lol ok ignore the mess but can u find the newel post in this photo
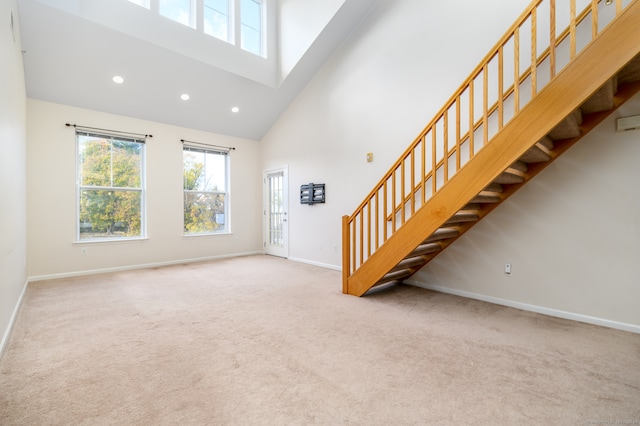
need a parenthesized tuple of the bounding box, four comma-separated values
(342, 215, 350, 294)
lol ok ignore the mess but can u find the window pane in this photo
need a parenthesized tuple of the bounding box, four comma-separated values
(79, 189, 142, 240)
(112, 141, 142, 188)
(79, 136, 111, 187)
(183, 151, 206, 191)
(160, 0, 192, 27)
(241, 0, 262, 55)
(184, 192, 226, 234)
(204, 151, 227, 192)
(204, 0, 230, 41)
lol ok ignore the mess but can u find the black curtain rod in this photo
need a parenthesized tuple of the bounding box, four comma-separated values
(66, 123, 153, 138)
(180, 139, 236, 151)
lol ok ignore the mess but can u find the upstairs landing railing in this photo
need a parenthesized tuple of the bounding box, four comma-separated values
(343, 0, 635, 288)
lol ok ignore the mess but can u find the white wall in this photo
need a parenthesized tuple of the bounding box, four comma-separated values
(27, 100, 262, 279)
(261, 0, 530, 268)
(278, 0, 345, 80)
(261, 0, 640, 328)
(0, 0, 28, 353)
(410, 95, 640, 329)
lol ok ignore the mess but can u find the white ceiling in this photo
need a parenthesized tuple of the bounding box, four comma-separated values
(17, 0, 378, 140)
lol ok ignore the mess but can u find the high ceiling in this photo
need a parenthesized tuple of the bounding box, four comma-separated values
(17, 0, 378, 140)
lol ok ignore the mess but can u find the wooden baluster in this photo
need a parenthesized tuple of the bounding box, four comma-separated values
(591, 0, 598, 39)
(483, 64, 488, 146)
(410, 149, 416, 215)
(359, 212, 363, 266)
(383, 180, 388, 243)
(498, 46, 504, 130)
(570, 0, 576, 59)
(550, 0, 556, 79)
(366, 200, 371, 258)
(421, 134, 426, 205)
(432, 125, 437, 194)
(456, 96, 461, 171)
(351, 216, 360, 271)
(400, 157, 406, 225)
(374, 192, 379, 250)
(469, 79, 475, 158)
(531, 9, 537, 97)
(443, 112, 449, 184)
(391, 171, 396, 233)
(514, 28, 520, 113)
(616, 0, 622, 15)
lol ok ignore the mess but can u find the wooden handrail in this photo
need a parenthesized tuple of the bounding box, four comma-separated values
(344, 0, 633, 282)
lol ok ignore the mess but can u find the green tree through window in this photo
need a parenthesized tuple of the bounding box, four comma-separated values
(77, 133, 145, 240)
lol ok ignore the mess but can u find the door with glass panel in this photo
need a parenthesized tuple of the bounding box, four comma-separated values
(264, 168, 288, 258)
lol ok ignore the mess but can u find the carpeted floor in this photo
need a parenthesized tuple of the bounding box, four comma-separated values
(1, 255, 639, 425)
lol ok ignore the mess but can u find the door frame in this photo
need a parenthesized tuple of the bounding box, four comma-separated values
(263, 166, 289, 258)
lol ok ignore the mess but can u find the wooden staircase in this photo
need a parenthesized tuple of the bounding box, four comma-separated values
(342, 0, 640, 297)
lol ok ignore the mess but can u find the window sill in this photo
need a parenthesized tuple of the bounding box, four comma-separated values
(182, 232, 233, 239)
(73, 237, 149, 245)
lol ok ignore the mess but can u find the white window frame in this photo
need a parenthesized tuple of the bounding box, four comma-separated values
(183, 145, 231, 236)
(75, 130, 147, 242)
(128, 0, 267, 58)
(239, 0, 265, 57)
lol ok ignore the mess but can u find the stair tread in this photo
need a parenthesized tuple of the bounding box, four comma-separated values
(377, 269, 413, 285)
(391, 256, 427, 272)
(618, 54, 640, 84)
(445, 210, 480, 225)
(423, 228, 459, 243)
(471, 193, 502, 203)
(408, 242, 442, 258)
(582, 78, 617, 114)
(548, 109, 582, 140)
(520, 137, 553, 163)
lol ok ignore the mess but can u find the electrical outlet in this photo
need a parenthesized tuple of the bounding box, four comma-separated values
(504, 263, 512, 276)
(81, 248, 87, 256)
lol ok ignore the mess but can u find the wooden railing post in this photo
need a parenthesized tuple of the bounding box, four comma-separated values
(342, 215, 350, 294)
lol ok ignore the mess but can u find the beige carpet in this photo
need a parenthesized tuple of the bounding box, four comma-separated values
(1, 255, 639, 425)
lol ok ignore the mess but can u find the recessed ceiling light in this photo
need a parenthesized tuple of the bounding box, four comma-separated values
(181, 93, 190, 101)
(231, 106, 239, 113)
(112, 75, 124, 84)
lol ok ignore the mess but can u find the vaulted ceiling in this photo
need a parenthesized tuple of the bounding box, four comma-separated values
(18, 0, 378, 140)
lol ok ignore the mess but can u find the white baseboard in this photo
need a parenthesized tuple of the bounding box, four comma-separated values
(28, 251, 263, 282)
(287, 257, 341, 271)
(0, 278, 29, 358)
(405, 279, 640, 334)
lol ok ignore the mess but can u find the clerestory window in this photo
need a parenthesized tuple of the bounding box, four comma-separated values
(128, 0, 266, 58)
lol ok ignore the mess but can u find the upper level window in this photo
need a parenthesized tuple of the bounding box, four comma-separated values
(160, 0, 194, 27)
(127, 0, 266, 58)
(76, 131, 146, 241)
(240, 0, 263, 56)
(204, 0, 231, 42)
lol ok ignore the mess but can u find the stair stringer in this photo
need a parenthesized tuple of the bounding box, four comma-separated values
(345, 3, 640, 297)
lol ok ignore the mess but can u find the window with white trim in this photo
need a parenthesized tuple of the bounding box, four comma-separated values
(204, 0, 231, 42)
(160, 0, 194, 27)
(127, 0, 266, 58)
(183, 146, 229, 235)
(76, 131, 146, 241)
(240, 0, 264, 56)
